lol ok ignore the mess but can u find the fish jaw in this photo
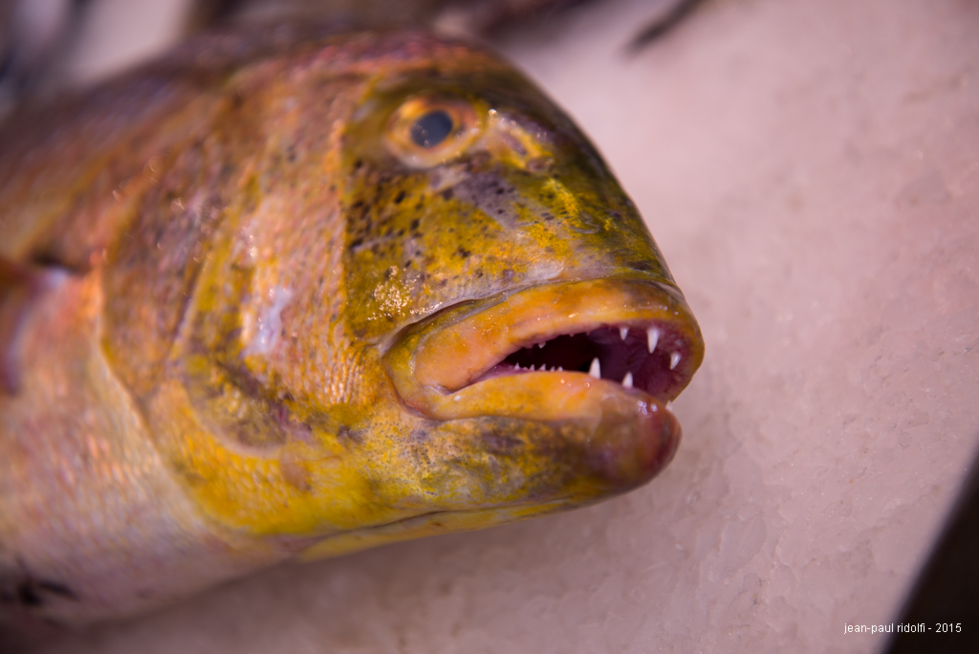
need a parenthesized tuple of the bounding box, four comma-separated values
(382, 276, 703, 494)
(300, 500, 579, 561)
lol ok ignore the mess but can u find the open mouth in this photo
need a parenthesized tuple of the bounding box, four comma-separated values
(472, 323, 690, 400)
(383, 276, 704, 423)
(298, 282, 702, 562)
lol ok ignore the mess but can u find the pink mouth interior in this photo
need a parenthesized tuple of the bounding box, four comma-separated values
(471, 323, 692, 401)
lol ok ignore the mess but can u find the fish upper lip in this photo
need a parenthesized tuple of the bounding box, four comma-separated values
(382, 276, 704, 423)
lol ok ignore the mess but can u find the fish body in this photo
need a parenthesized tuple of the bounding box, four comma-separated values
(0, 26, 703, 633)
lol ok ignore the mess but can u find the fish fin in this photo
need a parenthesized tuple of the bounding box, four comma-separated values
(0, 257, 56, 395)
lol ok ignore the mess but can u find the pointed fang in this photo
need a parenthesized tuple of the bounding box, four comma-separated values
(647, 327, 659, 353)
(670, 352, 680, 370)
(589, 357, 601, 379)
(619, 326, 629, 340)
(622, 372, 633, 388)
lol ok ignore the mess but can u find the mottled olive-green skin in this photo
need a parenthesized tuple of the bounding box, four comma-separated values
(340, 68, 673, 340)
(0, 26, 699, 632)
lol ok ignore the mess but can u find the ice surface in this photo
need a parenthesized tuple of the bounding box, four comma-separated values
(39, 0, 979, 652)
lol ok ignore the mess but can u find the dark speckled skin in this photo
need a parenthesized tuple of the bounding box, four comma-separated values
(338, 62, 675, 340)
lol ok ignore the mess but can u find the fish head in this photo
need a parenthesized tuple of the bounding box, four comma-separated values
(296, 42, 705, 556)
(148, 35, 702, 556)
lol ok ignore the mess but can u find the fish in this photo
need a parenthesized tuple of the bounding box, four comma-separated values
(0, 24, 704, 636)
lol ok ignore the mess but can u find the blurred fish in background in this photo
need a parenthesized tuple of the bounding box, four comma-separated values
(0, 0, 589, 117)
(0, 0, 86, 118)
(0, 0, 704, 120)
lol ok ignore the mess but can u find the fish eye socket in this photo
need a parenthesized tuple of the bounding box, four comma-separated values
(410, 110, 454, 148)
(386, 96, 481, 168)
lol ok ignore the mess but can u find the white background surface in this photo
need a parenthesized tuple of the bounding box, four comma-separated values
(40, 0, 979, 651)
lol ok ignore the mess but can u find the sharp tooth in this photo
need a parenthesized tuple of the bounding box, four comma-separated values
(647, 327, 659, 353)
(538, 342, 545, 348)
(529, 364, 536, 371)
(557, 366, 563, 371)
(514, 363, 521, 371)
(588, 357, 601, 379)
(622, 372, 633, 388)
(619, 326, 629, 340)
(670, 352, 680, 369)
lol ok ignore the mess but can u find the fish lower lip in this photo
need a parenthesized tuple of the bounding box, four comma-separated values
(382, 276, 704, 424)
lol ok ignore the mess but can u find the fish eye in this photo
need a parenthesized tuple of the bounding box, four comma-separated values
(386, 96, 481, 168)
(410, 110, 454, 148)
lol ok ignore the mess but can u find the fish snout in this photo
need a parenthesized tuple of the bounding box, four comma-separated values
(380, 276, 701, 500)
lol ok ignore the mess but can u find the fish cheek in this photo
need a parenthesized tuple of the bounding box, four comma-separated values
(339, 164, 517, 340)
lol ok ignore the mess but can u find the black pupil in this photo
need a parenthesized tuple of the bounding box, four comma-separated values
(410, 110, 454, 148)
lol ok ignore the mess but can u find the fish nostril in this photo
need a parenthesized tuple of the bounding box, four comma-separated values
(526, 156, 553, 174)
